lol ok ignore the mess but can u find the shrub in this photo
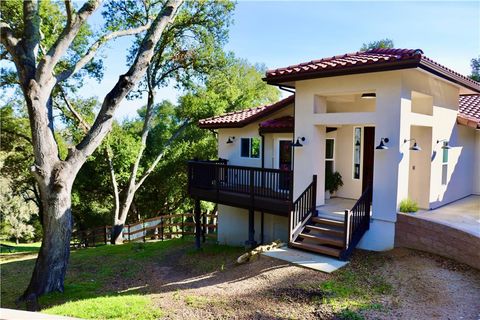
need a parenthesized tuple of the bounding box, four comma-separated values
(399, 198, 418, 213)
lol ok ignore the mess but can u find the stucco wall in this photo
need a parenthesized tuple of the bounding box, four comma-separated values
(407, 125, 432, 209)
(475, 131, 480, 195)
(217, 104, 293, 167)
(217, 205, 288, 246)
(216, 105, 293, 247)
(395, 213, 480, 270)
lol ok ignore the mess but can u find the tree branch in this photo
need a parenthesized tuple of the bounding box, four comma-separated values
(135, 120, 189, 190)
(64, 0, 74, 26)
(22, 0, 40, 62)
(0, 22, 20, 54)
(56, 22, 152, 83)
(72, 0, 184, 165)
(36, 0, 102, 84)
(57, 86, 91, 132)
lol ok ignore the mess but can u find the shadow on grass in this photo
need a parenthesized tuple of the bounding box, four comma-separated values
(0, 237, 407, 319)
(1, 237, 282, 318)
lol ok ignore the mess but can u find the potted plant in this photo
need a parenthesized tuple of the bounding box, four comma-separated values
(325, 171, 343, 199)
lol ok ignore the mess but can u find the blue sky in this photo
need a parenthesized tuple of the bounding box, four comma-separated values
(77, 1, 480, 120)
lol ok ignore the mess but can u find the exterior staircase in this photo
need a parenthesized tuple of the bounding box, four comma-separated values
(289, 179, 372, 261)
(290, 217, 344, 258)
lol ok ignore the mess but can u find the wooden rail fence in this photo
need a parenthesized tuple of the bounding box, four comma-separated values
(71, 212, 217, 248)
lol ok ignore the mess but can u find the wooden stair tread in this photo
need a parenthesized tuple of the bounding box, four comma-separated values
(290, 241, 341, 257)
(304, 225, 344, 236)
(312, 217, 344, 227)
(299, 232, 343, 247)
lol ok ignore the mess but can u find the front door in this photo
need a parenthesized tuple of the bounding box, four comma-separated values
(362, 127, 375, 192)
(278, 140, 292, 189)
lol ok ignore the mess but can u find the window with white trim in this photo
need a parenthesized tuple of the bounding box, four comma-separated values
(353, 127, 361, 179)
(325, 138, 335, 175)
(441, 147, 448, 185)
(240, 137, 260, 158)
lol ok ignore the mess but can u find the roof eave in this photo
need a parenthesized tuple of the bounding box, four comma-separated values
(264, 59, 420, 85)
(457, 115, 480, 129)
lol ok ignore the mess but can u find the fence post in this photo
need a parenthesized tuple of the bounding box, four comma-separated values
(92, 229, 96, 247)
(128, 225, 131, 242)
(143, 219, 146, 243)
(160, 218, 164, 241)
(202, 212, 207, 243)
(104, 226, 108, 245)
(181, 214, 185, 239)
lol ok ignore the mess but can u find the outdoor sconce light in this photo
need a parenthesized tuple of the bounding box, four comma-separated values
(292, 137, 305, 147)
(226, 136, 235, 144)
(436, 139, 451, 150)
(361, 93, 376, 99)
(375, 137, 389, 150)
(404, 138, 422, 151)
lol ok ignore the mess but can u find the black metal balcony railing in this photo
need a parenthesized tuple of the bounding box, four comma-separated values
(188, 160, 293, 203)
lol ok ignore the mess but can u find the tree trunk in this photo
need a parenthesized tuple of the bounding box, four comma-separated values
(19, 179, 73, 310)
(111, 191, 135, 244)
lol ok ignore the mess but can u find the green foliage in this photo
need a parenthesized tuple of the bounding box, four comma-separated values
(0, 179, 37, 243)
(325, 171, 344, 193)
(0, 0, 103, 88)
(337, 308, 365, 320)
(360, 38, 395, 51)
(470, 56, 480, 82)
(399, 198, 419, 213)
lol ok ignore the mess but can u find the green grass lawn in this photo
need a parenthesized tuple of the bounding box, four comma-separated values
(0, 241, 42, 254)
(1, 238, 244, 320)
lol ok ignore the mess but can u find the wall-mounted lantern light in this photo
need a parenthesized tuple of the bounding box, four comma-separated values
(436, 139, 451, 150)
(404, 138, 422, 151)
(226, 136, 235, 144)
(361, 93, 376, 99)
(292, 137, 305, 147)
(375, 137, 389, 150)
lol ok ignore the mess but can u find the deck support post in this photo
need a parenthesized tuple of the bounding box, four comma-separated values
(194, 198, 201, 250)
(245, 208, 257, 248)
(260, 211, 264, 245)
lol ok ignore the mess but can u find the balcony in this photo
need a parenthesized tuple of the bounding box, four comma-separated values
(187, 160, 293, 216)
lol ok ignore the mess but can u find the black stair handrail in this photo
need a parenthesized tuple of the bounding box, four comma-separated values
(340, 184, 372, 260)
(289, 175, 317, 242)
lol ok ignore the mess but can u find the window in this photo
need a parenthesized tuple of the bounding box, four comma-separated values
(441, 147, 448, 185)
(240, 137, 260, 158)
(353, 127, 361, 179)
(325, 139, 335, 175)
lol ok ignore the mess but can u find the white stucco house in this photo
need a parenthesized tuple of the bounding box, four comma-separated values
(188, 48, 480, 260)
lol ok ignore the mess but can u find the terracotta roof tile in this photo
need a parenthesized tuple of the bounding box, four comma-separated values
(198, 95, 294, 129)
(458, 94, 480, 129)
(265, 48, 480, 92)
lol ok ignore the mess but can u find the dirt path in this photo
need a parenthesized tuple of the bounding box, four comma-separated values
(140, 248, 480, 320)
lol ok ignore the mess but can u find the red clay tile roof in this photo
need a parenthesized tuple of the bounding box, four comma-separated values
(458, 94, 480, 129)
(265, 48, 480, 93)
(198, 95, 294, 129)
(259, 116, 294, 133)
